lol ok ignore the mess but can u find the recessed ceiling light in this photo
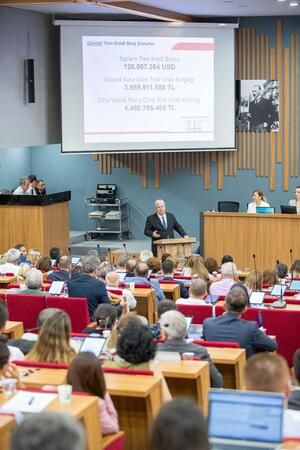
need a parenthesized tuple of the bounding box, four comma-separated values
(289, 1, 299, 5)
(219, 23, 226, 26)
(277, 0, 286, 2)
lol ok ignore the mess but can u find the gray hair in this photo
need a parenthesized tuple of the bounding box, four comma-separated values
(221, 262, 237, 278)
(160, 310, 187, 339)
(154, 199, 165, 207)
(117, 255, 128, 268)
(26, 268, 43, 290)
(99, 265, 114, 281)
(10, 412, 85, 450)
(81, 255, 100, 274)
(190, 279, 207, 297)
(6, 248, 20, 263)
(58, 256, 71, 269)
(19, 177, 29, 186)
(37, 308, 61, 329)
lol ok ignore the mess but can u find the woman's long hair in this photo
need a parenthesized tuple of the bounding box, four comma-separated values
(26, 311, 75, 364)
(67, 352, 106, 399)
(187, 255, 209, 281)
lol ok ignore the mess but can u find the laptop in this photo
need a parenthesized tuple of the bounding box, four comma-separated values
(208, 389, 284, 450)
(249, 291, 265, 307)
(256, 207, 275, 214)
(71, 257, 81, 265)
(205, 295, 220, 305)
(289, 280, 300, 291)
(270, 284, 287, 297)
(78, 336, 106, 357)
(280, 205, 297, 214)
(48, 281, 65, 295)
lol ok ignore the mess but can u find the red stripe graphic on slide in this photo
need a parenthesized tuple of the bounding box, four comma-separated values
(172, 42, 214, 51)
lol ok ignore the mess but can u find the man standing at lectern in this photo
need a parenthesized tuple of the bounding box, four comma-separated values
(144, 199, 188, 256)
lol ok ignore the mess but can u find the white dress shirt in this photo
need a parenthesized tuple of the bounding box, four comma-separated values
(247, 201, 270, 213)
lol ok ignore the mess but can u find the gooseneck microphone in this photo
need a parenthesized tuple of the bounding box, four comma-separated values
(123, 243, 129, 259)
(253, 254, 258, 291)
(97, 243, 102, 261)
(290, 248, 294, 267)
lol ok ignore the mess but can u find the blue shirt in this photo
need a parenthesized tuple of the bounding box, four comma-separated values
(124, 276, 165, 302)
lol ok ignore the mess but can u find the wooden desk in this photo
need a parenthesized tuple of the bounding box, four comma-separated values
(132, 288, 157, 324)
(200, 212, 300, 272)
(160, 284, 181, 301)
(159, 360, 210, 414)
(3, 321, 24, 339)
(0, 414, 15, 450)
(0, 276, 16, 289)
(0, 392, 102, 450)
(206, 347, 246, 389)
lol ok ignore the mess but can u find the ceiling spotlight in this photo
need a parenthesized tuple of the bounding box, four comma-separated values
(277, 0, 286, 2)
(289, 1, 299, 5)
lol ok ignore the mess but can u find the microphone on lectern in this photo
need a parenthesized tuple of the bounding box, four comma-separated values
(253, 254, 258, 291)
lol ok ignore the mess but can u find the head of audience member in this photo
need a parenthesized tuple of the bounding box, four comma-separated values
(107, 314, 144, 350)
(36, 179, 46, 193)
(162, 259, 175, 277)
(25, 268, 43, 291)
(189, 279, 207, 299)
(154, 199, 166, 217)
(244, 270, 262, 291)
(81, 255, 101, 277)
(125, 258, 137, 275)
(0, 342, 10, 375)
(105, 271, 120, 288)
(10, 412, 85, 450)
(28, 174, 37, 188)
(186, 255, 209, 281)
(293, 349, 300, 386)
(147, 257, 162, 274)
(70, 265, 83, 279)
(160, 310, 187, 341)
(290, 260, 300, 279)
(26, 310, 75, 364)
(221, 262, 237, 279)
(244, 353, 291, 406)
(116, 255, 127, 270)
(150, 397, 209, 450)
(14, 244, 27, 257)
(134, 262, 149, 278)
(262, 269, 278, 285)
(229, 282, 250, 305)
(161, 253, 172, 264)
(166, 256, 179, 270)
(49, 247, 62, 265)
(139, 249, 153, 262)
(57, 256, 71, 272)
(157, 300, 177, 319)
(5, 248, 20, 266)
(117, 322, 156, 366)
(36, 256, 52, 272)
(94, 304, 118, 330)
(17, 264, 30, 283)
(37, 308, 61, 330)
(98, 265, 114, 283)
(27, 248, 41, 266)
(18, 177, 30, 193)
(252, 189, 267, 204)
(67, 352, 106, 399)
(225, 286, 248, 315)
(276, 262, 288, 279)
(204, 257, 219, 274)
(221, 255, 234, 265)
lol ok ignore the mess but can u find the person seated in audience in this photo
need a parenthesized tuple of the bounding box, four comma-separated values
(262, 269, 278, 285)
(247, 189, 270, 213)
(70, 264, 83, 279)
(115, 255, 128, 272)
(161, 253, 172, 264)
(49, 247, 62, 266)
(27, 248, 41, 267)
(288, 349, 300, 411)
(0, 300, 24, 361)
(150, 300, 177, 339)
(12, 177, 30, 195)
(161, 259, 189, 299)
(276, 262, 288, 281)
(176, 279, 207, 305)
(290, 259, 300, 279)
(35, 179, 46, 195)
(47, 256, 71, 282)
(36, 256, 52, 273)
(26, 174, 37, 195)
(98, 265, 114, 283)
(186, 255, 210, 282)
(209, 262, 237, 296)
(67, 255, 117, 320)
(16, 264, 30, 288)
(14, 244, 28, 265)
(124, 262, 165, 302)
(20, 268, 48, 295)
(229, 282, 250, 304)
(67, 352, 119, 435)
(26, 310, 75, 364)
(203, 286, 277, 357)
(150, 397, 209, 450)
(0, 248, 20, 276)
(125, 258, 137, 277)
(82, 303, 118, 336)
(204, 257, 219, 276)
(0, 341, 23, 386)
(244, 270, 262, 292)
(105, 271, 137, 310)
(158, 310, 223, 387)
(147, 256, 162, 275)
(221, 254, 234, 265)
(10, 412, 85, 450)
(244, 353, 300, 438)
(139, 249, 153, 262)
(104, 320, 172, 401)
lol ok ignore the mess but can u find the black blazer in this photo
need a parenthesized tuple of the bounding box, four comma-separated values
(144, 212, 187, 255)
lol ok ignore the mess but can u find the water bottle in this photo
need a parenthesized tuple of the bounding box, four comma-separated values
(63, 283, 68, 297)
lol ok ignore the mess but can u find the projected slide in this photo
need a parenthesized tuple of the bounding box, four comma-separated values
(82, 36, 214, 144)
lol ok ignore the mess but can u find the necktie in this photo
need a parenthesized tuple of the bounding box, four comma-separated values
(162, 216, 167, 230)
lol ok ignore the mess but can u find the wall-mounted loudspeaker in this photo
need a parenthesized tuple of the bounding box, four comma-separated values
(25, 58, 35, 103)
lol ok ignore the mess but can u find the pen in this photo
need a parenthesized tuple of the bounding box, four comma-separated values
(28, 397, 34, 405)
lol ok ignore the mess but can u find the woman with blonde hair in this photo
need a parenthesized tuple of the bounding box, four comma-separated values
(26, 310, 75, 364)
(244, 270, 262, 291)
(27, 248, 41, 267)
(186, 255, 210, 282)
(247, 190, 270, 213)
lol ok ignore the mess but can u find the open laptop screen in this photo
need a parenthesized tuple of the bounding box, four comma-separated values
(271, 284, 287, 296)
(249, 291, 265, 306)
(208, 389, 284, 443)
(256, 207, 275, 214)
(289, 280, 300, 291)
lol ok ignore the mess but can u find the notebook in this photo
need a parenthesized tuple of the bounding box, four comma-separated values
(208, 389, 284, 450)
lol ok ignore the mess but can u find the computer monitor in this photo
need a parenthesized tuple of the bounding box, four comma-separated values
(280, 205, 297, 214)
(256, 207, 275, 214)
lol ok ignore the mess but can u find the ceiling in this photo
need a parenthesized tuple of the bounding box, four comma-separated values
(2, 0, 300, 19)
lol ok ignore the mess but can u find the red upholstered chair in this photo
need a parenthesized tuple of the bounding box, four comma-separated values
(46, 296, 90, 333)
(176, 304, 214, 324)
(6, 293, 47, 330)
(159, 280, 177, 284)
(215, 305, 260, 323)
(43, 280, 53, 284)
(7, 284, 20, 289)
(13, 360, 68, 369)
(192, 340, 240, 348)
(107, 288, 123, 296)
(262, 283, 272, 289)
(130, 283, 151, 289)
(103, 367, 153, 376)
(103, 432, 125, 450)
(173, 275, 192, 280)
(0, 272, 14, 277)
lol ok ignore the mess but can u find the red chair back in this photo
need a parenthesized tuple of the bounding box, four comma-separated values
(13, 360, 68, 369)
(176, 304, 213, 324)
(0, 272, 14, 277)
(7, 284, 20, 289)
(6, 293, 47, 330)
(46, 296, 90, 333)
(131, 283, 151, 289)
(159, 280, 177, 284)
(107, 288, 123, 295)
(103, 433, 125, 450)
(174, 275, 192, 280)
(103, 367, 153, 376)
(193, 339, 240, 348)
(43, 280, 53, 284)
(215, 305, 260, 322)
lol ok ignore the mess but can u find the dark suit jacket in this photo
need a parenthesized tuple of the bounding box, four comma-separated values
(203, 312, 277, 358)
(162, 276, 189, 299)
(249, 97, 276, 131)
(144, 212, 187, 256)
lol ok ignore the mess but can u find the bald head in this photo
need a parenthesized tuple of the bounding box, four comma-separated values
(105, 271, 120, 287)
(189, 279, 207, 298)
(135, 262, 149, 278)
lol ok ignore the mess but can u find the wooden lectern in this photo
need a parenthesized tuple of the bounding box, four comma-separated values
(155, 237, 196, 260)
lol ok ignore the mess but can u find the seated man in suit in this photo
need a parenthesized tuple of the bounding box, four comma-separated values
(47, 256, 71, 282)
(162, 259, 189, 299)
(203, 286, 277, 358)
(124, 262, 165, 302)
(144, 199, 188, 256)
(35, 179, 46, 195)
(176, 278, 207, 305)
(158, 310, 223, 387)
